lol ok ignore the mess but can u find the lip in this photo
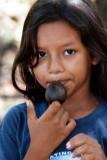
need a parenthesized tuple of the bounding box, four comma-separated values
(59, 81, 67, 85)
(46, 80, 69, 88)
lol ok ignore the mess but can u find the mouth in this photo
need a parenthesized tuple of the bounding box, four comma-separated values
(46, 80, 69, 88)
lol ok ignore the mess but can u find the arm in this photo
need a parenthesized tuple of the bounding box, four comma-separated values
(24, 146, 48, 160)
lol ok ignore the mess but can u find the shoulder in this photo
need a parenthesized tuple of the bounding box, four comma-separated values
(0, 102, 27, 132)
(96, 99, 107, 125)
(95, 99, 107, 155)
(98, 99, 107, 116)
(91, 99, 107, 123)
(2, 102, 27, 120)
(0, 102, 27, 159)
(0, 100, 47, 130)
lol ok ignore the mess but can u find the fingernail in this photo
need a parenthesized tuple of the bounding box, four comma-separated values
(66, 142, 71, 149)
(71, 153, 75, 158)
(26, 100, 29, 107)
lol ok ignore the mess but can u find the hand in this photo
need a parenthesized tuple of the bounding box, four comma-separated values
(25, 100, 76, 160)
(66, 133, 106, 160)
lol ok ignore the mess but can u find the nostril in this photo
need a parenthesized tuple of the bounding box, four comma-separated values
(48, 60, 64, 74)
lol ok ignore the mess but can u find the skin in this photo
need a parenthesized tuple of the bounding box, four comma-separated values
(25, 100, 76, 160)
(25, 21, 106, 160)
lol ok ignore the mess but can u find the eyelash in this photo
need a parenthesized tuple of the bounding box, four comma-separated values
(38, 49, 76, 58)
(64, 49, 76, 56)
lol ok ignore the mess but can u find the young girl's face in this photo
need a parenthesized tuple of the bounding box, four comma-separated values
(34, 20, 96, 98)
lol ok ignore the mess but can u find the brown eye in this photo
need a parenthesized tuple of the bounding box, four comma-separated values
(64, 49, 76, 56)
(38, 51, 47, 58)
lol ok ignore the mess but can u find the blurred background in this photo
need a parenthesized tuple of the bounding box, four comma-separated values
(0, 0, 107, 119)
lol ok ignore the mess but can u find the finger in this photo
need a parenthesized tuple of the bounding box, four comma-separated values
(66, 133, 89, 150)
(26, 100, 38, 140)
(26, 100, 37, 134)
(55, 107, 64, 120)
(61, 111, 69, 125)
(44, 101, 61, 118)
(65, 119, 76, 135)
(67, 133, 100, 150)
(72, 144, 92, 158)
(81, 154, 94, 160)
(26, 100, 37, 120)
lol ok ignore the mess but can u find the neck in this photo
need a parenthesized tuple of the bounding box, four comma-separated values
(62, 93, 99, 120)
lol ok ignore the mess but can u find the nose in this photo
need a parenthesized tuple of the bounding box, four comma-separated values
(48, 55, 64, 74)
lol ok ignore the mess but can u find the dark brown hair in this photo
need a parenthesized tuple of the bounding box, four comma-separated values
(12, 0, 107, 103)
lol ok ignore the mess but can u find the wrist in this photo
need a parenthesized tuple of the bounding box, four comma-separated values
(24, 145, 49, 160)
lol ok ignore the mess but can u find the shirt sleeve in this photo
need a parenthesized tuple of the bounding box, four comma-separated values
(0, 107, 20, 160)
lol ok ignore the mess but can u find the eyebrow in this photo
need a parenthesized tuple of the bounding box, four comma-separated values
(37, 41, 75, 50)
(60, 41, 75, 47)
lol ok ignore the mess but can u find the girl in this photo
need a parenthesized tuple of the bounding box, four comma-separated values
(0, 0, 107, 159)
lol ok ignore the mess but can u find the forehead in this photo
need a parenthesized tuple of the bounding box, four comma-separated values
(36, 20, 81, 47)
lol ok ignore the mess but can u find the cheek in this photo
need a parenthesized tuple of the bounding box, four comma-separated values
(68, 58, 90, 76)
(67, 59, 82, 71)
(76, 59, 91, 80)
(75, 61, 81, 65)
(33, 66, 46, 87)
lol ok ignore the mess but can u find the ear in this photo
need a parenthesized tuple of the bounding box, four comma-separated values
(91, 55, 100, 65)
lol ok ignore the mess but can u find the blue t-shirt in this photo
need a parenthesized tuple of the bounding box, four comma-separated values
(0, 99, 107, 160)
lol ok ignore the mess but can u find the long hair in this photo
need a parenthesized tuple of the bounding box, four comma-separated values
(12, 0, 107, 103)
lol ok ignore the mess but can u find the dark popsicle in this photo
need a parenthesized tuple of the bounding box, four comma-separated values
(45, 82, 67, 104)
